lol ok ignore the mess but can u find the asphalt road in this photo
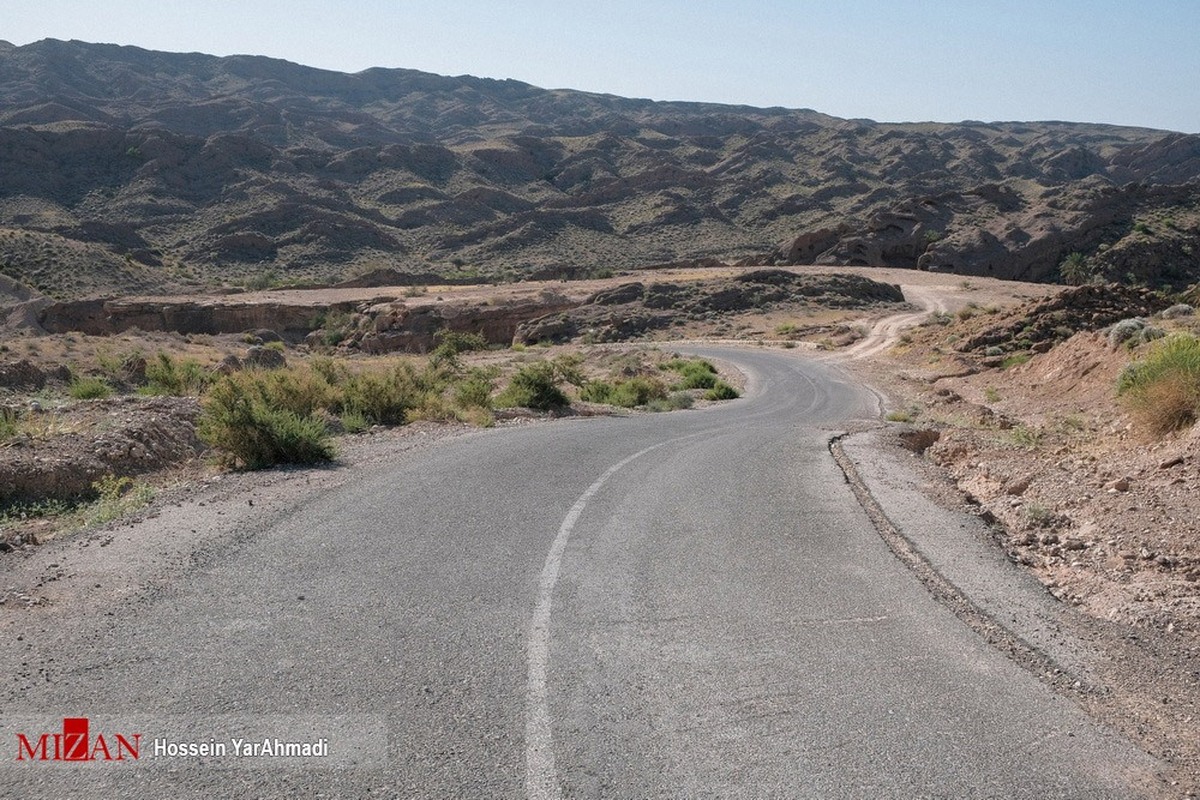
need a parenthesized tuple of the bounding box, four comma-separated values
(1, 348, 1160, 798)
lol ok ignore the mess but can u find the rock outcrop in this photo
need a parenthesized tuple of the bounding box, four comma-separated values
(516, 270, 905, 344)
(37, 298, 356, 337)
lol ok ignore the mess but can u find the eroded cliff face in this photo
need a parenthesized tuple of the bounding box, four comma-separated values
(35, 291, 580, 352)
(38, 298, 341, 337)
(351, 296, 578, 353)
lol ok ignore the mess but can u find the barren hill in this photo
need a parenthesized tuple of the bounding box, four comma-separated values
(1, 39, 1198, 299)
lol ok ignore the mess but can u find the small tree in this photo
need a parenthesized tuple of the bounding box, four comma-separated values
(1059, 252, 1090, 285)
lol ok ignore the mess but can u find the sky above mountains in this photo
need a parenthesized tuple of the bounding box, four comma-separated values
(6, 0, 1199, 133)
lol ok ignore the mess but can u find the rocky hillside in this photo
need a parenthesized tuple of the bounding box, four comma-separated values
(1, 39, 1198, 299)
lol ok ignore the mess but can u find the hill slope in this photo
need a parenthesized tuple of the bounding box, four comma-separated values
(0, 39, 1197, 298)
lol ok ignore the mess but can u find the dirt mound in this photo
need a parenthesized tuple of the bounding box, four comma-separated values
(0, 396, 204, 503)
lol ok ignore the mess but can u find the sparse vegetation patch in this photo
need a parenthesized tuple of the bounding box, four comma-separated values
(1117, 333, 1200, 435)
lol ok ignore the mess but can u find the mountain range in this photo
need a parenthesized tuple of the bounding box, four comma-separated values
(1, 38, 1198, 299)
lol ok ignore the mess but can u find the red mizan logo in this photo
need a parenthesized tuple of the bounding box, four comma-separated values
(16, 718, 141, 762)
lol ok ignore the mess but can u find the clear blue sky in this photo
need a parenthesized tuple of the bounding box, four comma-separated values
(6, 0, 1199, 133)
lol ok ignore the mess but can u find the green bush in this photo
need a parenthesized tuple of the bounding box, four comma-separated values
(1118, 333, 1200, 434)
(308, 356, 347, 385)
(451, 367, 496, 410)
(496, 362, 569, 410)
(705, 381, 740, 401)
(339, 408, 371, 433)
(433, 329, 488, 356)
(199, 375, 334, 469)
(342, 368, 418, 425)
(647, 392, 695, 412)
(550, 353, 587, 387)
(69, 376, 113, 400)
(142, 352, 211, 396)
(666, 391, 694, 410)
(88, 474, 155, 525)
(581, 376, 669, 407)
(256, 367, 340, 418)
(579, 379, 616, 404)
(663, 358, 719, 389)
(610, 376, 668, 407)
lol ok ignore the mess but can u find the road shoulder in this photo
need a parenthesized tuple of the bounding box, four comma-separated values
(839, 426, 1194, 796)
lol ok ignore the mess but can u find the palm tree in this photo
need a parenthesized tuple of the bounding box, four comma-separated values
(1059, 251, 1090, 285)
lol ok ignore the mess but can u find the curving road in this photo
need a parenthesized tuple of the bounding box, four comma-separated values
(1, 348, 1159, 798)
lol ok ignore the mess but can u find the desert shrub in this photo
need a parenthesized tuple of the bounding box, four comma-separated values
(243, 270, 278, 291)
(705, 381, 740, 401)
(885, 409, 915, 423)
(1162, 303, 1195, 319)
(88, 474, 155, 526)
(1118, 333, 1200, 435)
(665, 391, 694, 410)
(307, 356, 347, 385)
(254, 367, 340, 418)
(1009, 425, 1043, 448)
(143, 352, 210, 396)
(343, 366, 420, 425)
(610, 376, 669, 407)
(430, 329, 489, 368)
(984, 346, 1004, 357)
(68, 376, 113, 400)
(550, 353, 588, 387)
(0, 408, 19, 441)
(1000, 353, 1031, 369)
(496, 361, 569, 410)
(1025, 503, 1053, 527)
(664, 358, 719, 389)
(314, 310, 356, 347)
(451, 367, 497, 410)
(956, 303, 980, 320)
(1137, 325, 1167, 346)
(433, 329, 488, 356)
(199, 375, 334, 469)
(1107, 317, 1167, 348)
(579, 379, 615, 404)
(339, 408, 370, 434)
(581, 376, 669, 407)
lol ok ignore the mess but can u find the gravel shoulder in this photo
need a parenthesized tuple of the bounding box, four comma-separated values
(833, 281, 1200, 795)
